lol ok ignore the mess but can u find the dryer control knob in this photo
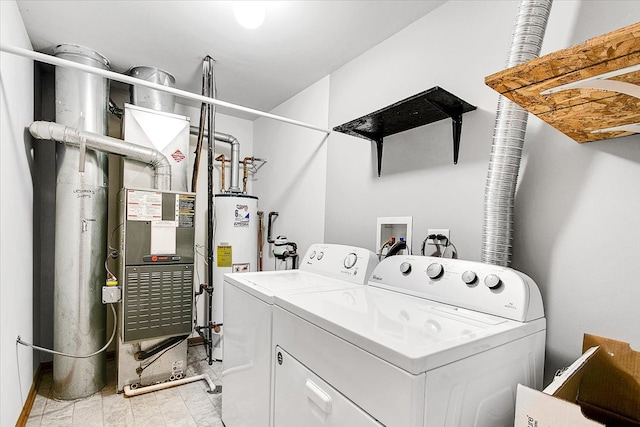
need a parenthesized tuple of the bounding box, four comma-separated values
(462, 270, 477, 285)
(317, 251, 324, 260)
(400, 262, 412, 274)
(309, 251, 316, 259)
(426, 263, 444, 279)
(484, 274, 502, 289)
(344, 252, 358, 269)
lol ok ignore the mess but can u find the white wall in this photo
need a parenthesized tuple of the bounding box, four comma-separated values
(0, 1, 35, 424)
(253, 77, 330, 270)
(323, 0, 640, 382)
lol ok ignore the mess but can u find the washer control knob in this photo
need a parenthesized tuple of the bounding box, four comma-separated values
(426, 263, 444, 279)
(462, 270, 477, 285)
(484, 274, 502, 289)
(317, 251, 324, 260)
(399, 262, 412, 274)
(309, 251, 316, 259)
(344, 252, 358, 269)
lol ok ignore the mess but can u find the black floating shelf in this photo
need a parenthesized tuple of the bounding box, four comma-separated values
(333, 86, 476, 176)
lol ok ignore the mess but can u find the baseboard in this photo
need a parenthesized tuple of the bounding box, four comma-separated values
(15, 342, 203, 425)
(15, 363, 46, 427)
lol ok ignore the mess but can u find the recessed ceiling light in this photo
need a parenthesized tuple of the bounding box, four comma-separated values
(234, 2, 267, 29)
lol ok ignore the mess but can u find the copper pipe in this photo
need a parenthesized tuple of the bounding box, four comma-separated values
(242, 157, 252, 194)
(215, 154, 227, 193)
(241, 157, 265, 194)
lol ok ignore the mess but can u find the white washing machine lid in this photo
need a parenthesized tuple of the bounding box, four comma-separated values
(275, 286, 546, 374)
(224, 270, 363, 304)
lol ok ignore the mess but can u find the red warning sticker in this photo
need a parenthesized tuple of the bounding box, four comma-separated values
(171, 150, 186, 163)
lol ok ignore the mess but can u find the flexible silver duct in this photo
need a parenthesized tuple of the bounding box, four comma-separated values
(29, 121, 172, 191)
(481, 0, 553, 266)
(190, 126, 241, 193)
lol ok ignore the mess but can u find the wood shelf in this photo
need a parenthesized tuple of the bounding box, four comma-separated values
(485, 22, 640, 143)
(333, 87, 476, 176)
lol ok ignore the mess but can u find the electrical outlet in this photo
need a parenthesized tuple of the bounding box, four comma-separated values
(427, 228, 450, 244)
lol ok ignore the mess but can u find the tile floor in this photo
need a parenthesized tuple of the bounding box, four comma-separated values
(25, 344, 224, 427)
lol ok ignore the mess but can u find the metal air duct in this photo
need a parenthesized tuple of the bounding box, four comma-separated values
(481, 0, 553, 266)
(128, 66, 176, 113)
(29, 121, 172, 190)
(51, 44, 109, 399)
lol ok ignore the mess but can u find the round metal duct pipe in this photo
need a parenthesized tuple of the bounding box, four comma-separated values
(128, 66, 176, 112)
(481, 0, 553, 266)
(52, 44, 110, 399)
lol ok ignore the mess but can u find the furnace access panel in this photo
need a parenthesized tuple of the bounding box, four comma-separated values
(118, 188, 196, 343)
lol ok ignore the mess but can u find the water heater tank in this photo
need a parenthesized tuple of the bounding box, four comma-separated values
(212, 194, 259, 359)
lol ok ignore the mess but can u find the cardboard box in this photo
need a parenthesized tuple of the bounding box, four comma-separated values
(514, 334, 640, 427)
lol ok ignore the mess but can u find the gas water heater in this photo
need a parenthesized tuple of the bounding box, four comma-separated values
(212, 193, 259, 360)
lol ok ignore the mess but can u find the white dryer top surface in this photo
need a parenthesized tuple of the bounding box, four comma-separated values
(274, 285, 545, 374)
(224, 269, 363, 304)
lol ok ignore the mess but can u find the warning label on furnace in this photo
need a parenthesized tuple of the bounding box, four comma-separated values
(234, 204, 250, 228)
(178, 194, 195, 228)
(217, 245, 232, 267)
(127, 190, 162, 221)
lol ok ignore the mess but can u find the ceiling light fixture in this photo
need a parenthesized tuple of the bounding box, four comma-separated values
(234, 2, 267, 29)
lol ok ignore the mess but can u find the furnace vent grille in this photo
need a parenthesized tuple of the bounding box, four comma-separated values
(123, 264, 193, 342)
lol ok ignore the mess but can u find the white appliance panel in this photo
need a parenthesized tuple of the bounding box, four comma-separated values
(368, 255, 544, 322)
(222, 243, 379, 427)
(274, 347, 383, 427)
(224, 270, 359, 304)
(271, 255, 546, 427)
(424, 331, 546, 427)
(273, 306, 426, 427)
(275, 286, 545, 374)
(222, 283, 272, 427)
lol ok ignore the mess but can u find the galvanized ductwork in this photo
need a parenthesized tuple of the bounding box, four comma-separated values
(481, 0, 553, 266)
(29, 121, 172, 190)
(50, 44, 110, 399)
(128, 66, 176, 113)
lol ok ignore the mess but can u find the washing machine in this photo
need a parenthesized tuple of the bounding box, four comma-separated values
(222, 243, 379, 427)
(272, 255, 546, 427)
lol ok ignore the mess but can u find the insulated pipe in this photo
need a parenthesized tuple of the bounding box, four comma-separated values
(0, 43, 331, 134)
(481, 0, 553, 266)
(29, 121, 172, 191)
(123, 374, 216, 397)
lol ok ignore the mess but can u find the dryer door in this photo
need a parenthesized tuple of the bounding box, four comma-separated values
(274, 347, 382, 427)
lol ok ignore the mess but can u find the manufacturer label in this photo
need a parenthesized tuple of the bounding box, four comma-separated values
(234, 204, 250, 227)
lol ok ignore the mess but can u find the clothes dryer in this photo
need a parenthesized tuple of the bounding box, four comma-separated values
(222, 243, 378, 427)
(272, 255, 546, 427)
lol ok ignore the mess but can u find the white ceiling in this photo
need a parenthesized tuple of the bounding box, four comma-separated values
(16, 0, 446, 119)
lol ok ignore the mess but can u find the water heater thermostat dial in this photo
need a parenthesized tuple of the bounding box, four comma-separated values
(344, 252, 358, 269)
(484, 274, 502, 289)
(426, 263, 444, 279)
